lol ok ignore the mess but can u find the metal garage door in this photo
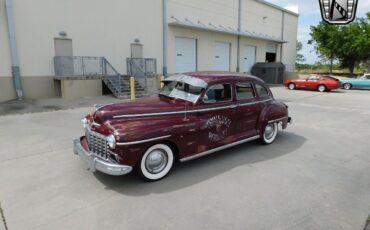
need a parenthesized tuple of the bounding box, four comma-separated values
(243, 45, 256, 73)
(175, 37, 196, 73)
(214, 42, 230, 71)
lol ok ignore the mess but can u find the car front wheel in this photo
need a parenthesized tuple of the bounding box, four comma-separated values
(260, 122, 278, 145)
(343, 83, 352, 90)
(317, 84, 327, 92)
(138, 143, 174, 181)
(288, 83, 296, 90)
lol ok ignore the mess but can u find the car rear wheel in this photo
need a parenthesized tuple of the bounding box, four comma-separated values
(343, 83, 352, 90)
(138, 143, 174, 181)
(260, 122, 278, 145)
(288, 83, 296, 90)
(317, 84, 327, 92)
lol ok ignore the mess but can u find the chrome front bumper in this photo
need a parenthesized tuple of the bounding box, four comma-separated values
(73, 138, 133, 176)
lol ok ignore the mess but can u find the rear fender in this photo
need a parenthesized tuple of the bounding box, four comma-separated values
(257, 101, 289, 135)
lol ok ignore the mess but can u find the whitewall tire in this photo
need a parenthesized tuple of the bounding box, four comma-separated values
(261, 123, 278, 145)
(138, 144, 174, 181)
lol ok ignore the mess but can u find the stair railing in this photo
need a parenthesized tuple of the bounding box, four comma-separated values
(102, 58, 124, 96)
(127, 58, 157, 95)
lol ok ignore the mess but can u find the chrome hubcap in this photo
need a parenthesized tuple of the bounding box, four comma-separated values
(289, 84, 294, 89)
(344, 84, 350, 89)
(264, 124, 275, 140)
(145, 149, 168, 174)
(319, 86, 325, 92)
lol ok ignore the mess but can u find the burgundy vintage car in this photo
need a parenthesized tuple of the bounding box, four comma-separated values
(74, 72, 292, 181)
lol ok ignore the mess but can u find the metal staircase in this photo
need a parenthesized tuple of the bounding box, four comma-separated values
(102, 58, 147, 98)
(127, 58, 157, 96)
(54, 56, 146, 99)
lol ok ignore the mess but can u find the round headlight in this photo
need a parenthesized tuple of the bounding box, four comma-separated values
(81, 118, 88, 128)
(107, 135, 116, 149)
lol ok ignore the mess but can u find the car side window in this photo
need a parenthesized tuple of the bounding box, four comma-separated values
(203, 84, 232, 103)
(255, 84, 269, 97)
(307, 76, 318, 80)
(365, 75, 370, 79)
(236, 82, 255, 100)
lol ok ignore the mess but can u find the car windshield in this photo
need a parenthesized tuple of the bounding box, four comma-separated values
(159, 81, 203, 103)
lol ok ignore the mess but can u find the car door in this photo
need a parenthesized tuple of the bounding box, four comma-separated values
(196, 83, 236, 153)
(359, 75, 370, 88)
(365, 75, 370, 87)
(305, 75, 320, 89)
(234, 81, 261, 138)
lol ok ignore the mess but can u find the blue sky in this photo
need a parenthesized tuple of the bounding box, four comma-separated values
(266, 0, 370, 64)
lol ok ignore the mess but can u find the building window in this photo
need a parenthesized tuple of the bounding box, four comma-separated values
(265, 43, 277, 62)
(265, 53, 276, 62)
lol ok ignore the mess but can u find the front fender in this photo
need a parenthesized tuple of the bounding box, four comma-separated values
(110, 115, 198, 166)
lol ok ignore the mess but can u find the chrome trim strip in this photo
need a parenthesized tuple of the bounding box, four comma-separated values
(180, 135, 260, 162)
(113, 99, 273, 119)
(91, 122, 101, 127)
(268, 116, 288, 124)
(116, 135, 171, 146)
(238, 98, 272, 107)
(113, 105, 233, 118)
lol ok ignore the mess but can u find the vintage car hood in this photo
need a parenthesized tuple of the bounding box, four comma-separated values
(92, 96, 187, 125)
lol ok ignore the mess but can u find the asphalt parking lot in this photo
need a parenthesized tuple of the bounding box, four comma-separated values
(0, 87, 369, 230)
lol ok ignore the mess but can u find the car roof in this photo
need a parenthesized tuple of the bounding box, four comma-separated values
(185, 71, 264, 84)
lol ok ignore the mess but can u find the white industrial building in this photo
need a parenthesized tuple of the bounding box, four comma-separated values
(0, 0, 298, 101)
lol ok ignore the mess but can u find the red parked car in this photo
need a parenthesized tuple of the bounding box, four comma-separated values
(74, 72, 292, 181)
(284, 75, 341, 92)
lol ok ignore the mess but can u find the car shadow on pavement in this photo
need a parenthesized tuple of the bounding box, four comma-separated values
(328, 90, 346, 93)
(94, 132, 306, 196)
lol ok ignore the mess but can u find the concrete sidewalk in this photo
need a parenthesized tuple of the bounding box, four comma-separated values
(0, 95, 124, 116)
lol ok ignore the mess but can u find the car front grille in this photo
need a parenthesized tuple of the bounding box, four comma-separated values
(86, 128, 109, 160)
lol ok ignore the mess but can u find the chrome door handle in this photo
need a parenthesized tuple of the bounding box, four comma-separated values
(230, 104, 238, 109)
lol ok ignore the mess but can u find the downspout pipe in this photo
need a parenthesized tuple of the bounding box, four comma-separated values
(236, 0, 241, 72)
(162, 0, 168, 77)
(280, 11, 285, 63)
(5, 0, 23, 100)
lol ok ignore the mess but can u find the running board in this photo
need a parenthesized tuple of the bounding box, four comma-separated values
(180, 135, 260, 162)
